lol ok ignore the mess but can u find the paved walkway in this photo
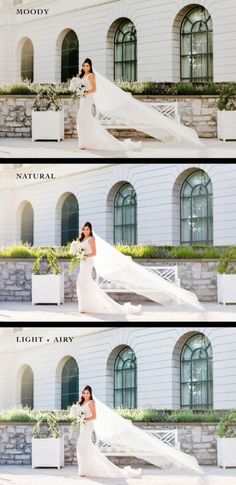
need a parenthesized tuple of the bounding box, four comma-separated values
(0, 302, 235, 322)
(0, 466, 236, 485)
(0, 138, 236, 158)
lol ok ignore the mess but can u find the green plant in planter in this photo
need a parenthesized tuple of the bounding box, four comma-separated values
(217, 249, 236, 274)
(217, 85, 236, 111)
(217, 410, 236, 438)
(33, 412, 61, 439)
(32, 249, 62, 275)
(33, 86, 63, 112)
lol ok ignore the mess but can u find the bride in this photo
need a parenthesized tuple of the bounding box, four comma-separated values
(70, 222, 203, 315)
(70, 385, 203, 478)
(70, 58, 204, 151)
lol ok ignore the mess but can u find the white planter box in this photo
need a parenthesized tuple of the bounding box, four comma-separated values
(32, 274, 64, 305)
(32, 109, 64, 141)
(217, 110, 236, 141)
(32, 437, 64, 469)
(217, 274, 236, 305)
(217, 437, 236, 468)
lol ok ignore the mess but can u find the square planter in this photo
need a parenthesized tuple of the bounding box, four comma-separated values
(217, 437, 236, 468)
(217, 110, 236, 142)
(32, 109, 64, 141)
(217, 274, 236, 305)
(32, 437, 64, 469)
(32, 274, 64, 305)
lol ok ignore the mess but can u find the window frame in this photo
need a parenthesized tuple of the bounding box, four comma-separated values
(114, 20, 137, 81)
(61, 357, 79, 410)
(180, 6, 213, 82)
(180, 335, 213, 409)
(114, 347, 137, 409)
(114, 183, 137, 245)
(180, 170, 213, 245)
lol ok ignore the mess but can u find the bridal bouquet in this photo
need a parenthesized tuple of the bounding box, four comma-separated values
(69, 240, 87, 275)
(69, 403, 87, 437)
(69, 77, 87, 102)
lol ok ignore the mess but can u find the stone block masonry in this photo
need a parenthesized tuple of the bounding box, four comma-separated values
(0, 422, 223, 466)
(0, 95, 219, 139)
(0, 259, 218, 303)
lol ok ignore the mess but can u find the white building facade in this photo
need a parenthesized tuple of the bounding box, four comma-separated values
(0, 0, 236, 84)
(0, 326, 235, 411)
(0, 162, 236, 248)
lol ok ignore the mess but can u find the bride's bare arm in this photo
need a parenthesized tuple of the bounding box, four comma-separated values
(85, 237, 97, 258)
(86, 400, 97, 422)
(86, 73, 96, 95)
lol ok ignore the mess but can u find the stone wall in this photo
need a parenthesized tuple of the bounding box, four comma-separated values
(0, 95, 218, 139)
(0, 259, 218, 303)
(0, 422, 220, 466)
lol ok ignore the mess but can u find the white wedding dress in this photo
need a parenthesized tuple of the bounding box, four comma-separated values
(74, 70, 204, 150)
(76, 400, 142, 478)
(75, 398, 203, 478)
(77, 74, 141, 151)
(70, 234, 203, 314)
(73, 237, 142, 314)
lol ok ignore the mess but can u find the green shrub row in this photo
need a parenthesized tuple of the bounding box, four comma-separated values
(1, 244, 236, 260)
(0, 407, 228, 423)
(0, 80, 236, 97)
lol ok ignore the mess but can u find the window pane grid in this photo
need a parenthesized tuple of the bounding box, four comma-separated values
(180, 170, 213, 246)
(180, 7, 213, 82)
(180, 335, 213, 409)
(114, 183, 137, 245)
(114, 20, 137, 81)
(114, 347, 137, 409)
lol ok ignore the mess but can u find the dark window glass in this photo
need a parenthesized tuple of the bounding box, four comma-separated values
(114, 20, 137, 81)
(61, 31, 79, 82)
(61, 194, 79, 246)
(61, 358, 79, 410)
(114, 347, 137, 408)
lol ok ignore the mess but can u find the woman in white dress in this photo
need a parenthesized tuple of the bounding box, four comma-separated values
(72, 385, 203, 479)
(70, 222, 203, 315)
(72, 58, 204, 151)
(76, 58, 141, 151)
(75, 385, 141, 478)
(70, 222, 142, 315)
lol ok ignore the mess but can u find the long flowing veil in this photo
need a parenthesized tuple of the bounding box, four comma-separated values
(93, 69, 204, 147)
(93, 232, 203, 310)
(93, 396, 203, 474)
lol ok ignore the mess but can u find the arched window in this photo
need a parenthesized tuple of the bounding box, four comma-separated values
(180, 170, 213, 245)
(61, 30, 79, 82)
(114, 347, 137, 408)
(61, 194, 79, 246)
(180, 334, 213, 409)
(21, 202, 34, 246)
(114, 20, 137, 81)
(114, 183, 137, 245)
(61, 357, 79, 409)
(21, 366, 34, 409)
(180, 6, 213, 81)
(21, 39, 34, 82)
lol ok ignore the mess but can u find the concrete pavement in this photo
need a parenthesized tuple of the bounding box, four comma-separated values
(0, 466, 236, 485)
(0, 138, 236, 158)
(0, 302, 236, 322)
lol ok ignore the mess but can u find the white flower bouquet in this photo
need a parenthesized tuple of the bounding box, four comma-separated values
(69, 77, 87, 102)
(69, 240, 87, 275)
(69, 403, 87, 438)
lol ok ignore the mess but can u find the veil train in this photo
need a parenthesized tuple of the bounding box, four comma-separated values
(93, 232, 203, 311)
(93, 69, 204, 147)
(93, 396, 204, 474)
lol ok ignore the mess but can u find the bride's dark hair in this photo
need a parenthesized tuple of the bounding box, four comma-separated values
(79, 58, 94, 79)
(79, 222, 93, 242)
(79, 385, 93, 405)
